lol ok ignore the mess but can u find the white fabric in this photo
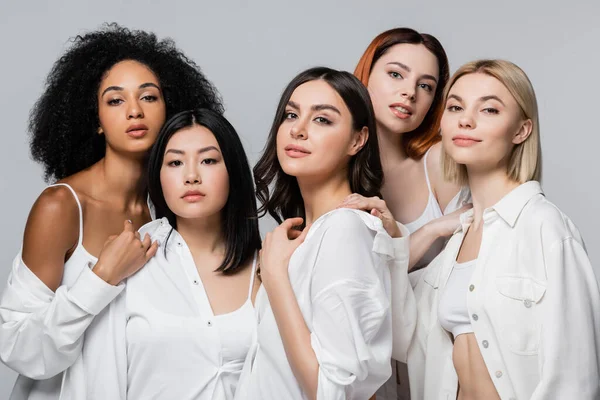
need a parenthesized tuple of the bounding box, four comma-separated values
(234, 209, 410, 400)
(395, 181, 600, 400)
(0, 183, 124, 400)
(437, 260, 476, 338)
(90, 217, 258, 400)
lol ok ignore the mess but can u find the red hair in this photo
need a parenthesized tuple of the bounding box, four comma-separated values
(354, 28, 449, 160)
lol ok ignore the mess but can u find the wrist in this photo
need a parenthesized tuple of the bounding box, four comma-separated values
(92, 262, 121, 286)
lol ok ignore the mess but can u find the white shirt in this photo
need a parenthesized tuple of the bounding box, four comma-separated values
(395, 181, 600, 399)
(234, 209, 410, 400)
(93, 218, 258, 400)
(0, 183, 124, 400)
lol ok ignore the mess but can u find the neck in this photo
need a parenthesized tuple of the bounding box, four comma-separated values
(467, 167, 520, 229)
(92, 148, 147, 209)
(176, 213, 225, 256)
(297, 172, 352, 225)
(377, 123, 408, 172)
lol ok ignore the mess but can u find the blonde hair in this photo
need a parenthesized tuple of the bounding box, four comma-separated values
(441, 59, 542, 185)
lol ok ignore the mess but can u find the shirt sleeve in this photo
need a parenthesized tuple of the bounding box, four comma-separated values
(389, 222, 417, 363)
(531, 237, 600, 399)
(308, 211, 393, 400)
(0, 252, 123, 379)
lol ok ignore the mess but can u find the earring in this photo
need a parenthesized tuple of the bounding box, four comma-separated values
(97, 127, 104, 135)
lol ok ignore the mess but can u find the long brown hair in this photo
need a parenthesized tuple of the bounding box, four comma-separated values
(354, 27, 449, 160)
(254, 67, 383, 224)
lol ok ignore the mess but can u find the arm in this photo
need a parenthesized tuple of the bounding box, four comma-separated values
(530, 237, 600, 399)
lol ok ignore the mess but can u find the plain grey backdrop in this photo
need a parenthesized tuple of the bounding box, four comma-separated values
(0, 0, 598, 395)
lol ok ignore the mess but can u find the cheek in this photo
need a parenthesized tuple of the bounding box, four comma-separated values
(209, 168, 230, 206)
(160, 168, 180, 206)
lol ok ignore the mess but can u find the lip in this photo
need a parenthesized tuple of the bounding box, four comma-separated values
(452, 134, 482, 147)
(182, 190, 206, 202)
(390, 102, 413, 120)
(284, 144, 311, 158)
(126, 123, 149, 138)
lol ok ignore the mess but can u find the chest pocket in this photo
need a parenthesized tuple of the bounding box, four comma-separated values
(494, 275, 546, 355)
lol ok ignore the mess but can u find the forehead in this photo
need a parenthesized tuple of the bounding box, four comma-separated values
(100, 60, 160, 89)
(166, 125, 220, 150)
(289, 80, 348, 112)
(375, 43, 439, 78)
(449, 73, 515, 104)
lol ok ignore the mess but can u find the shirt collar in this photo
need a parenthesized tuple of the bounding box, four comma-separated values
(454, 181, 543, 233)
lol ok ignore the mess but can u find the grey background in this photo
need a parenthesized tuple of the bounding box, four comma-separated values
(0, 0, 597, 395)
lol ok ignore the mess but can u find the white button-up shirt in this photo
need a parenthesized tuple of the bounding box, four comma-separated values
(234, 209, 410, 400)
(88, 218, 258, 400)
(396, 181, 600, 399)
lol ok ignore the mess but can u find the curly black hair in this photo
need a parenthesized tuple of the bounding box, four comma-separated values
(30, 23, 224, 182)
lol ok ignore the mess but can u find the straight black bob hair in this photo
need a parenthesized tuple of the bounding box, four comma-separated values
(147, 108, 260, 273)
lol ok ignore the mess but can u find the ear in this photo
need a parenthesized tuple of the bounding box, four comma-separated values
(513, 119, 532, 145)
(348, 126, 369, 156)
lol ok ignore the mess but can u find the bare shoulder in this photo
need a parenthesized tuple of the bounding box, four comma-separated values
(427, 142, 462, 210)
(21, 185, 81, 290)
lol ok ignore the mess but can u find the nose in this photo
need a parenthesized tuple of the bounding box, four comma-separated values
(400, 82, 416, 102)
(184, 165, 201, 185)
(290, 119, 308, 140)
(459, 113, 475, 129)
(127, 99, 144, 119)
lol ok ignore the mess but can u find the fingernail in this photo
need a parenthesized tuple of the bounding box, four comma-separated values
(127, 219, 132, 224)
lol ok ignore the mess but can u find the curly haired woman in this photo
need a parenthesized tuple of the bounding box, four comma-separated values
(0, 23, 222, 400)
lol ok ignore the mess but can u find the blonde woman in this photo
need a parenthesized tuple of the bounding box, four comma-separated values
(367, 60, 600, 399)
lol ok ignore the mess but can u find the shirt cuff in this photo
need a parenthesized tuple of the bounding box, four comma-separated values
(68, 263, 124, 315)
(392, 222, 410, 268)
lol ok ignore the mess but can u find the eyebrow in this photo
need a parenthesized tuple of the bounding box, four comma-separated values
(165, 146, 220, 155)
(387, 62, 438, 83)
(447, 94, 505, 106)
(287, 100, 341, 115)
(101, 82, 161, 97)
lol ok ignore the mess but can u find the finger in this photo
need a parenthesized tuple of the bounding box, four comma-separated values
(145, 241, 159, 259)
(123, 219, 134, 232)
(371, 208, 382, 218)
(134, 231, 142, 241)
(141, 233, 152, 250)
(288, 228, 303, 240)
(294, 224, 311, 244)
(281, 217, 304, 230)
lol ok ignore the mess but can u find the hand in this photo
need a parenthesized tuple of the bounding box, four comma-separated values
(93, 220, 159, 285)
(338, 194, 402, 238)
(428, 204, 473, 238)
(259, 217, 310, 287)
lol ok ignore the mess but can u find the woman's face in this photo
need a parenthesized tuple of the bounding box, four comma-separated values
(97, 60, 167, 155)
(276, 79, 367, 183)
(441, 73, 532, 173)
(367, 43, 439, 135)
(160, 125, 230, 220)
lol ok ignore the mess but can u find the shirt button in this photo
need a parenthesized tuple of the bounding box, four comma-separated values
(472, 314, 479, 321)
(207, 320, 213, 327)
(524, 299, 532, 308)
(193, 280, 199, 285)
(495, 371, 503, 378)
(469, 284, 475, 292)
(482, 340, 489, 348)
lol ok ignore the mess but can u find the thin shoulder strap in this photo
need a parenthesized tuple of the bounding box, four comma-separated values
(48, 183, 84, 247)
(423, 148, 434, 194)
(247, 251, 258, 300)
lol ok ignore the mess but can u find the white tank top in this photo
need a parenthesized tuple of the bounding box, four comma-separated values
(438, 259, 477, 338)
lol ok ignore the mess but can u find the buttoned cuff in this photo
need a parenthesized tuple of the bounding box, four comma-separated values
(68, 263, 124, 315)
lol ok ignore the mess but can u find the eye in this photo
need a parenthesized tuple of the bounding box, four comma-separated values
(201, 158, 218, 165)
(482, 108, 499, 114)
(284, 111, 298, 120)
(314, 116, 332, 125)
(107, 98, 124, 106)
(419, 83, 433, 92)
(142, 95, 158, 102)
(388, 71, 403, 79)
(167, 160, 182, 167)
(446, 105, 462, 112)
